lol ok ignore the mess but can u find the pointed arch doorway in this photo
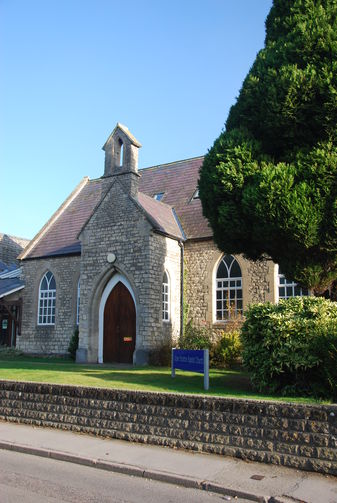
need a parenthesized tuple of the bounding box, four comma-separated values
(99, 275, 136, 364)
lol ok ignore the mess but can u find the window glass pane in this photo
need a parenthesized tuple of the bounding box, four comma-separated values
(223, 254, 233, 269)
(216, 261, 227, 278)
(279, 276, 285, 285)
(294, 285, 301, 296)
(49, 275, 56, 289)
(286, 286, 293, 297)
(215, 256, 242, 321)
(162, 271, 170, 321)
(279, 287, 285, 297)
(38, 271, 56, 325)
(230, 260, 241, 278)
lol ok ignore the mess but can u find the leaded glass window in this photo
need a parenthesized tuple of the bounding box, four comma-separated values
(216, 255, 242, 320)
(38, 271, 56, 325)
(162, 271, 170, 321)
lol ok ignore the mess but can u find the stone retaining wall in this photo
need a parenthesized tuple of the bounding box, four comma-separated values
(0, 380, 336, 475)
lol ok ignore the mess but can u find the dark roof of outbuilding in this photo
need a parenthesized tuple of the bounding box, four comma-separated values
(0, 277, 24, 298)
(21, 156, 211, 260)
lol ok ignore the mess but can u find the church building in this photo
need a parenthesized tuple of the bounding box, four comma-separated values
(18, 124, 298, 364)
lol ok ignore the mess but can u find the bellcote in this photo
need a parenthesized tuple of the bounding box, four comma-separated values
(102, 123, 142, 177)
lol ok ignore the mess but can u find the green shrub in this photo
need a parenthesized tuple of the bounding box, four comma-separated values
(241, 297, 337, 399)
(148, 342, 172, 366)
(211, 330, 242, 368)
(68, 328, 79, 360)
(178, 320, 213, 350)
(0, 346, 24, 358)
(179, 320, 243, 369)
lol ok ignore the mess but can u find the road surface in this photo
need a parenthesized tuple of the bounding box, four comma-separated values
(0, 449, 251, 503)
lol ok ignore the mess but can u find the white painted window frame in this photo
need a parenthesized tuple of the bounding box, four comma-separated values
(215, 255, 243, 321)
(162, 270, 170, 322)
(277, 265, 309, 301)
(37, 271, 56, 326)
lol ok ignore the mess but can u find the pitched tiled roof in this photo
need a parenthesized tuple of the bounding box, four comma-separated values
(139, 156, 211, 239)
(22, 179, 105, 259)
(137, 192, 183, 239)
(22, 156, 211, 260)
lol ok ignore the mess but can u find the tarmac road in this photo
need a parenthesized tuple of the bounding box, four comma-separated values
(0, 450, 251, 503)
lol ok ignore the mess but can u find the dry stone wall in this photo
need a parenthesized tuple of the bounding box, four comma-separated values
(0, 380, 336, 476)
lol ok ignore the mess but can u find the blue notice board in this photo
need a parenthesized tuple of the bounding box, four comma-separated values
(171, 349, 209, 390)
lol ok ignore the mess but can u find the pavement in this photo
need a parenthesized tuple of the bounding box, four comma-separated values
(0, 421, 336, 503)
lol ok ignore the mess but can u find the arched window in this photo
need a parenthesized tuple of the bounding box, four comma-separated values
(76, 279, 80, 325)
(162, 271, 170, 322)
(119, 138, 124, 166)
(38, 271, 56, 325)
(278, 266, 308, 300)
(216, 255, 242, 320)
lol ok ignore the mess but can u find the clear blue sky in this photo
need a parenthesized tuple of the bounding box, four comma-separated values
(1, 0, 272, 239)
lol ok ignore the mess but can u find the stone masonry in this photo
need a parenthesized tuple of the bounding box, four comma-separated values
(0, 380, 336, 476)
(184, 240, 275, 327)
(19, 255, 80, 354)
(78, 176, 181, 363)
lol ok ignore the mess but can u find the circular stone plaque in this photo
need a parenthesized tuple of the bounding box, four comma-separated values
(107, 252, 116, 263)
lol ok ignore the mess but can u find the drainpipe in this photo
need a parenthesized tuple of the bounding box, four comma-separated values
(178, 240, 184, 338)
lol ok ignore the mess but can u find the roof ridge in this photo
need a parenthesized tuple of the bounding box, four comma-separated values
(19, 177, 90, 260)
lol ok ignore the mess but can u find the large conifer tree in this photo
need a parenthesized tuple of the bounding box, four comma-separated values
(199, 0, 337, 291)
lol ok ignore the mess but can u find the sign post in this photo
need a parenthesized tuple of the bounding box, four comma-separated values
(171, 349, 209, 390)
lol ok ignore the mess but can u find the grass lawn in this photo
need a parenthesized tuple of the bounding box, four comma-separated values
(0, 354, 326, 404)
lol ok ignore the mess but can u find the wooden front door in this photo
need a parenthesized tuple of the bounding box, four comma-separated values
(103, 281, 136, 363)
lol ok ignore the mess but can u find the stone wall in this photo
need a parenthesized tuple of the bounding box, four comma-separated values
(19, 255, 80, 354)
(0, 380, 336, 475)
(184, 239, 275, 327)
(0, 233, 30, 265)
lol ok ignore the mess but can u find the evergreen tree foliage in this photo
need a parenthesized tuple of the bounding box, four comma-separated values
(199, 0, 337, 291)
